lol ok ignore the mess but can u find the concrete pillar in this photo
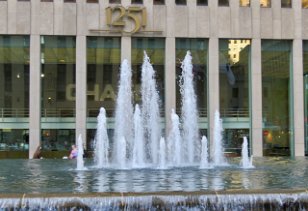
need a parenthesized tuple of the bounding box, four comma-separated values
(29, 35, 41, 158)
(251, 38, 263, 157)
(165, 37, 176, 133)
(208, 38, 219, 152)
(75, 35, 87, 146)
(121, 36, 131, 62)
(293, 39, 305, 156)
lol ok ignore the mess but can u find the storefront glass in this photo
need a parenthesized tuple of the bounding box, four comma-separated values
(0, 35, 30, 153)
(262, 40, 292, 156)
(219, 39, 251, 155)
(40, 36, 76, 151)
(87, 37, 121, 117)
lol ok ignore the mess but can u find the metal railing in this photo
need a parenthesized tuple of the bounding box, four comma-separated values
(0, 108, 29, 118)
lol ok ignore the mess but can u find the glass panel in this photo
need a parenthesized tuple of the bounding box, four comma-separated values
(224, 129, 250, 156)
(41, 129, 75, 151)
(132, 0, 143, 4)
(219, 0, 229, 6)
(262, 40, 292, 156)
(303, 0, 308, 8)
(261, 0, 271, 7)
(154, 0, 164, 4)
(304, 41, 308, 156)
(281, 0, 292, 8)
(41, 36, 76, 118)
(87, 37, 121, 117)
(131, 38, 165, 113)
(109, 0, 121, 3)
(0, 129, 29, 152)
(176, 39, 208, 118)
(41, 36, 76, 152)
(175, 0, 186, 5)
(240, 0, 250, 7)
(0, 35, 30, 118)
(219, 39, 250, 118)
(197, 0, 208, 6)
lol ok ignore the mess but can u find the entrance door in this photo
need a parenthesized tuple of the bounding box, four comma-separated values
(304, 74, 308, 156)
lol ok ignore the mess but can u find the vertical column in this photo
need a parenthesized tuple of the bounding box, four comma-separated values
(251, 38, 263, 157)
(121, 37, 131, 62)
(29, 35, 41, 159)
(208, 38, 219, 151)
(165, 37, 176, 133)
(75, 36, 87, 146)
(293, 40, 305, 156)
(293, 0, 305, 156)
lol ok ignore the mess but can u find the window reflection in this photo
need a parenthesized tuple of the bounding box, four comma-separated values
(262, 40, 292, 156)
(40, 36, 76, 152)
(197, 0, 207, 6)
(240, 0, 250, 7)
(176, 39, 208, 118)
(0, 35, 29, 118)
(87, 37, 121, 118)
(261, 0, 271, 7)
(281, 0, 292, 8)
(175, 0, 186, 5)
(303, 0, 308, 8)
(219, 0, 229, 6)
(219, 39, 250, 118)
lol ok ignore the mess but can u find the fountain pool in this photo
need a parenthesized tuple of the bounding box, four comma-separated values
(0, 158, 308, 209)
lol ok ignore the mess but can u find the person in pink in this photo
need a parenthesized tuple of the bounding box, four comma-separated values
(69, 144, 78, 159)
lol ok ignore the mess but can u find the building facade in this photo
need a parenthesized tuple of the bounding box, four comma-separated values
(0, 0, 308, 158)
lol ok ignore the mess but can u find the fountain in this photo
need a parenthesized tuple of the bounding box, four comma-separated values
(212, 110, 228, 166)
(76, 134, 86, 170)
(241, 136, 254, 169)
(0, 51, 308, 210)
(94, 107, 109, 168)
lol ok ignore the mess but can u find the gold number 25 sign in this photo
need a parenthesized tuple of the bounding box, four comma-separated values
(106, 6, 147, 34)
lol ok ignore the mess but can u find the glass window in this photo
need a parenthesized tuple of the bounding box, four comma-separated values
(0, 35, 30, 118)
(41, 129, 75, 151)
(87, 0, 98, 3)
(40, 36, 76, 152)
(219, 39, 251, 155)
(281, 0, 292, 8)
(303, 0, 308, 8)
(262, 40, 292, 156)
(303, 41, 308, 156)
(110, 0, 121, 3)
(240, 0, 250, 7)
(176, 39, 208, 118)
(175, 0, 186, 5)
(197, 0, 207, 5)
(41, 0, 53, 2)
(0, 129, 29, 153)
(0, 35, 29, 155)
(261, 0, 271, 7)
(219, 0, 229, 6)
(87, 37, 121, 118)
(219, 39, 250, 118)
(131, 38, 165, 108)
(132, 0, 143, 4)
(64, 0, 76, 2)
(154, 0, 165, 5)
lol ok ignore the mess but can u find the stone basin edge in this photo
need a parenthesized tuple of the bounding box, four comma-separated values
(1, 189, 308, 199)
